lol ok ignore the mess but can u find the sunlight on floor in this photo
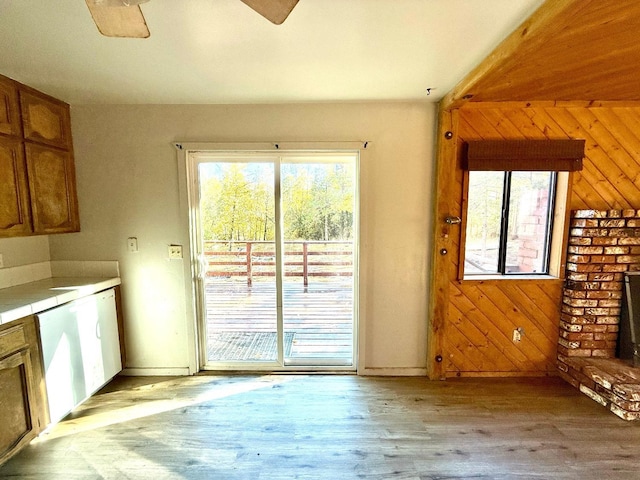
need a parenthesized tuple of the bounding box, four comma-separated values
(34, 375, 297, 443)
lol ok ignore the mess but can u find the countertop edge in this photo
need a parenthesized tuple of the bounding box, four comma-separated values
(0, 277, 122, 325)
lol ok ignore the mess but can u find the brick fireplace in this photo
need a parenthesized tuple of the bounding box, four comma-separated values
(557, 209, 640, 420)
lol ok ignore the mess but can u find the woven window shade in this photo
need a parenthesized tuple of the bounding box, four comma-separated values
(464, 139, 585, 171)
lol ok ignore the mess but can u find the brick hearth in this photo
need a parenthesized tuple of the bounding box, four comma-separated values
(557, 209, 640, 420)
(558, 356, 640, 420)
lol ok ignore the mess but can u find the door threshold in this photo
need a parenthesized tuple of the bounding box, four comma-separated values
(197, 370, 357, 376)
(199, 366, 357, 374)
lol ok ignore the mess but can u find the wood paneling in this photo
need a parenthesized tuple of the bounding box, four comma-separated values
(438, 103, 640, 377)
(447, 280, 563, 375)
(459, 104, 640, 210)
(445, 1, 640, 107)
(427, 109, 457, 379)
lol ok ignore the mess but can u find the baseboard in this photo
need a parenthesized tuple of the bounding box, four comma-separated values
(121, 367, 191, 376)
(359, 367, 427, 376)
(122, 366, 427, 377)
(446, 371, 557, 378)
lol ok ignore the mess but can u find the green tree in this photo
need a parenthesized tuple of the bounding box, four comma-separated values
(201, 161, 354, 243)
(282, 163, 354, 241)
(282, 168, 316, 240)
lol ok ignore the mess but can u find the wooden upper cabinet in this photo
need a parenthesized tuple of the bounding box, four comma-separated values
(25, 143, 79, 234)
(0, 76, 21, 137)
(0, 137, 32, 236)
(19, 88, 71, 150)
(0, 74, 80, 237)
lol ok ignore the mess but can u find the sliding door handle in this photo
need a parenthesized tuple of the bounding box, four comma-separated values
(198, 254, 208, 280)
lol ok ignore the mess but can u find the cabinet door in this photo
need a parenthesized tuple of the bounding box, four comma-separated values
(0, 349, 38, 464)
(25, 142, 80, 234)
(19, 89, 71, 150)
(75, 289, 121, 396)
(0, 136, 32, 236)
(38, 291, 121, 425)
(0, 76, 21, 137)
(97, 289, 122, 383)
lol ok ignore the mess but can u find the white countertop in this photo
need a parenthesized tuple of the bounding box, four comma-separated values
(0, 276, 121, 325)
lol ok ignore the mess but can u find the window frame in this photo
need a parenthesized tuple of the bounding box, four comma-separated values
(458, 139, 583, 282)
(497, 170, 557, 275)
(459, 170, 571, 281)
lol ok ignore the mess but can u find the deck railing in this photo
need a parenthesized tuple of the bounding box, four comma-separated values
(204, 240, 353, 286)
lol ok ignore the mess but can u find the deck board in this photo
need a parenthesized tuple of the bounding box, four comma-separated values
(205, 279, 354, 363)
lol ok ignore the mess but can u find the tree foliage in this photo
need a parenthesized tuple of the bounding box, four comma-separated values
(200, 162, 354, 242)
(465, 170, 554, 272)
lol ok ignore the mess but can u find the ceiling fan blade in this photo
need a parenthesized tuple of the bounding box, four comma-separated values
(239, 0, 299, 25)
(85, 1, 150, 38)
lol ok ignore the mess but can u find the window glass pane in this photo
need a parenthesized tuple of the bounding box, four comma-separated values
(464, 171, 504, 274)
(505, 172, 554, 274)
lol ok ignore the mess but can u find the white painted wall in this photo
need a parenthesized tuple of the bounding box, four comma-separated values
(0, 236, 50, 268)
(48, 102, 436, 375)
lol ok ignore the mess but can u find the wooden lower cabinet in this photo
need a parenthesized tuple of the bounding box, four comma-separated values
(0, 316, 46, 465)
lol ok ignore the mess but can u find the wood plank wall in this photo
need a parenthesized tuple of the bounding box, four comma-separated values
(443, 103, 640, 377)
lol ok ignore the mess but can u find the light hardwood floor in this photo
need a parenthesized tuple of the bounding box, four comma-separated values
(1, 375, 639, 479)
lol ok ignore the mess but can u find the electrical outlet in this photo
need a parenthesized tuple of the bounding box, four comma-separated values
(168, 245, 183, 260)
(127, 237, 138, 253)
(512, 327, 524, 343)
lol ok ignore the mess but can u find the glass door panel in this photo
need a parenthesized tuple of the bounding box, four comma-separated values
(198, 161, 279, 364)
(280, 160, 356, 366)
(194, 152, 357, 370)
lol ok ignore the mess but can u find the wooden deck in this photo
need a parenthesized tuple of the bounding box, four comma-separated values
(204, 278, 354, 363)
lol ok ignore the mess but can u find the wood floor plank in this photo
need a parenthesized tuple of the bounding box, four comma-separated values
(1, 375, 639, 479)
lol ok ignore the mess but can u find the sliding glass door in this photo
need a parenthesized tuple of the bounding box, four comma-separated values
(191, 151, 357, 370)
(280, 160, 356, 366)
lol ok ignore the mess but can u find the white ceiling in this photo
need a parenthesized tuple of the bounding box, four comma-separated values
(0, 0, 544, 105)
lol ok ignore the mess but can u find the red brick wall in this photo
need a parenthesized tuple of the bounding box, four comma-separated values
(559, 209, 640, 358)
(515, 188, 550, 272)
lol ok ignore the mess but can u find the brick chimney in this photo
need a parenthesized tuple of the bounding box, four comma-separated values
(557, 209, 640, 420)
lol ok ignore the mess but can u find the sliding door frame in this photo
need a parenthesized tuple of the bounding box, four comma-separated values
(179, 142, 363, 373)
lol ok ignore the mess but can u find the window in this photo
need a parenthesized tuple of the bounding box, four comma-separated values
(461, 139, 584, 279)
(464, 170, 556, 275)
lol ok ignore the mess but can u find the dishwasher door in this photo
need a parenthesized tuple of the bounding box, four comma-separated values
(38, 288, 121, 425)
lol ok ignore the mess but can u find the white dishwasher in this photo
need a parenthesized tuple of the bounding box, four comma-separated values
(38, 288, 122, 425)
